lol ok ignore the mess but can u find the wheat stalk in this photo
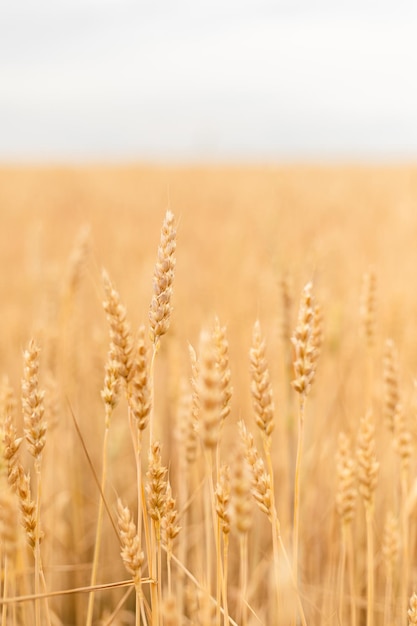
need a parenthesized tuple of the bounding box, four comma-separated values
(21, 339, 48, 626)
(357, 411, 379, 626)
(336, 432, 357, 626)
(231, 444, 252, 626)
(215, 463, 231, 625)
(162, 482, 180, 598)
(360, 269, 377, 408)
(291, 282, 320, 593)
(86, 351, 121, 626)
(146, 441, 168, 625)
(382, 511, 400, 626)
(149, 209, 176, 349)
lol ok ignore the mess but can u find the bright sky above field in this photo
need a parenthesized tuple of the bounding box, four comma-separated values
(1, 0, 417, 161)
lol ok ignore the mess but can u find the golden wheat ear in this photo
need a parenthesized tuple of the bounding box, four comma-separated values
(102, 269, 134, 384)
(250, 320, 275, 442)
(149, 209, 176, 348)
(116, 498, 144, 584)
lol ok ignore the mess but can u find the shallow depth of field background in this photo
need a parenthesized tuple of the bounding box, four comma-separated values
(1, 164, 417, 623)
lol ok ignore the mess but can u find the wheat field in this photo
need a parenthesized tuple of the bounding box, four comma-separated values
(1, 164, 417, 625)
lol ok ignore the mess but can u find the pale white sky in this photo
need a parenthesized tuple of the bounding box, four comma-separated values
(1, 1, 417, 161)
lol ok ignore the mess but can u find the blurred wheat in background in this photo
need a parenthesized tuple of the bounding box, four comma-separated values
(1, 165, 417, 624)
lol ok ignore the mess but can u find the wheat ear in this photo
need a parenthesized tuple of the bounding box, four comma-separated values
(22, 339, 48, 626)
(231, 444, 252, 626)
(162, 482, 181, 597)
(102, 269, 134, 384)
(383, 339, 400, 433)
(336, 432, 357, 626)
(195, 327, 223, 607)
(127, 324, 152, 573)
(291, 282, 320, 588)
(383, 338, 411, 619)
(382, 511, 400, 626)
(88, 272, 131, 626)
(360, 269, 377, 408)
(215, 463, 231, 626)
(394, 401, 412, 620)
(238, 420, 306, 626)
(117, 499, 145, 626)
(86, 352, 121, 626)
(146, 441, 168, 626)
(357, 411, 379, 626)
(148, 210, 176, 443)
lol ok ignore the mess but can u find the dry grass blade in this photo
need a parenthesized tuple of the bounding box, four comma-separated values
(66, 399, 119, 538)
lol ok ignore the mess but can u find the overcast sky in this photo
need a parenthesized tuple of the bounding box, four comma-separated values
(1, 1, 417, 162)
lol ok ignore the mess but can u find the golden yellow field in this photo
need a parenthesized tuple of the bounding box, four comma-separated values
(1, 164, 417, 625)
